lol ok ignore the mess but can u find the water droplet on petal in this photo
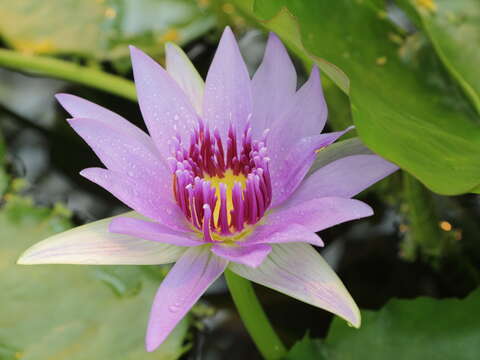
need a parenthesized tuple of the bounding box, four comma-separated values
(168, 304, 180, 313)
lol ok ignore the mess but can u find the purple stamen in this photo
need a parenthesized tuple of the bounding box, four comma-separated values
(171, 120, 272, 239)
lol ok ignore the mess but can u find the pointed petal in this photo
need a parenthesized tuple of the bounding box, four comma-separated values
(229, 243, 360, 327)
(146, 246, 227, 351)
(308, 137, 374, 175)
(55, 93, 155, 151)
(203, 27, 252, 140)
(130, 46, 199, 158)
(251, 32, 297, 138)
(17, 213, 185, 265)
(245, 223, 324, 247)
(165, 42, 204, 115)
(271, 127, 353, 207)
(68, 117, 170, 186)
(211, 243, 271, 267)
(80, 168, 187, 231)
(110, 217, 202, 247)
(271, 197, 373, 233)
(287, 155, 398, 207)
(268, 66, 327, 157)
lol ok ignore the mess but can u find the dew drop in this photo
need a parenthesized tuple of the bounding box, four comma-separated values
(168, 304, 180, 313)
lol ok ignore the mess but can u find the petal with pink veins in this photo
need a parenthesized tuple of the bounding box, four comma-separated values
(80, 167, 188, 231)
(244, 223, 324, 247)
(271, 196, 373, 233)
(271, 127, 354, 207)
(146, 246, 228, 351)
(130, 46, 199, 159)
(268, 66, 327, 167)
(203, 27, 252, 141)
(286, 154, 398, 207)
(211, 243, 271, 267)
(17, 213, 185, 265)
(110, 217, 202, 247)
(68, 117, 170, 186)
(251, 32, 297, 139)
(55, 93, 155, 151)
(229, 243, 361, 327)
(165, 42, 204, 115)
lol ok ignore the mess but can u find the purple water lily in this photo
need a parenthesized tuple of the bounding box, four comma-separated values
(18, 27, 397, 351)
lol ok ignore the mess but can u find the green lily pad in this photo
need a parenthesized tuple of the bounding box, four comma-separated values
(0, 195, 189, 360)
(324, 288, 480, 360)
(0, 130, 8, 197)
(236, 0, 480, 195)
(0, 0, 215, 62)
(398, 0, 480, 114)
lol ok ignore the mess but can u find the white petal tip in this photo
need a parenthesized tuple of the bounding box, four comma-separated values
(145, 342, 158, 353)
(16, 249, 41, 265)
(16, 257, 29, 265)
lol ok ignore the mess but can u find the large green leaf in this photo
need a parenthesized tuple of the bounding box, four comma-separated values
(0, 0, 215, 62)
(399, 0, 480, 114)
(235, 0, 480, 195)
(0, 130, 8, 196)
(323, 288, 480, 359)
(0, 195, 189, 360)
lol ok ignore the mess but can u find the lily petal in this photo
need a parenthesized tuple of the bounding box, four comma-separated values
(229, 243, 360, 327)
(55, 93, 155, 151)
(286, 155, 398, 207)
(130, 46, 199, 159)
(203, 27, 252, 141)
(165, 42, 204, 115)
(110, 217, 202, 247)
(251, 32, 297, 139)
(17, 213, 185, 265)
(272, 197, 373, 233)
(80, 167, 188, 231)
(211, 243, 271, 267)
(68, 117, 170, 186)
(271, 127, 353, 207)
(245, 223, 324, 247)
(268, 66, 327, 161)
(146, 246, 227, 351)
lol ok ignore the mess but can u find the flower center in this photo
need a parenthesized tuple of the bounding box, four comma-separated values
(170, 120, 272, 241)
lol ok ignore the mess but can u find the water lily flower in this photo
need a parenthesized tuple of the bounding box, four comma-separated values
(18, 27, 397, 351)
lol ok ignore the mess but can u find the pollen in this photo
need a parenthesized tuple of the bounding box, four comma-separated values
(204, 169, 247, 223)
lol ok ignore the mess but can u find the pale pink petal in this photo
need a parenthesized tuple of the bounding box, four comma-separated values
(307, 137, 373, 175)
(270, 197, 373, 233)
(229, 243, 361, 327)
(130, 46, 199, 159)
(251, 32, 297, 138)
(68, 117, 170, 187)
(80, 168, 187, 231)
(55, 93, 155, 152)
(244, 223, 324, 247)
(146, 246, 228, 351)
(203, 27, 252, 141)
(17, 213, 185, 265)
(211, 243, 271, 267)
(271, 127, 353, 207)
(268, 66, 327, 165)
(110, 217, 202, 247)
(286, 155, 399, 207)
(165, 42, 204, 115)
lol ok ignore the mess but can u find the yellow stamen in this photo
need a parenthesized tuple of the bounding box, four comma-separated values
(204, 169, 247, 225)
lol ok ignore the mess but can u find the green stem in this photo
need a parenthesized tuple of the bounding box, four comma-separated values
(224, 269, 287, 360)
(0, 48, 136, 101)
